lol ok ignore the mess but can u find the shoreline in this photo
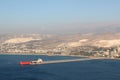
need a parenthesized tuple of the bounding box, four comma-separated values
(0, 53, 120, 60)
(0, 53, 47, 55)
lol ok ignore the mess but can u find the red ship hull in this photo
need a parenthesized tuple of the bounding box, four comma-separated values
(20, 61, 31, 65)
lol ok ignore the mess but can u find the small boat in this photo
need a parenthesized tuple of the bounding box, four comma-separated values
(20, 58, 43, 65)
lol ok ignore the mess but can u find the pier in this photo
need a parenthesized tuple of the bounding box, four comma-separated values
(41, 58, 96, 64)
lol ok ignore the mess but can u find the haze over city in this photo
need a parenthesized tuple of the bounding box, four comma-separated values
(0, 0, 120, 34)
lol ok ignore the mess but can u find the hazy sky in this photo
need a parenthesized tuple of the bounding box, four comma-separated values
(0, 0, 120, 34)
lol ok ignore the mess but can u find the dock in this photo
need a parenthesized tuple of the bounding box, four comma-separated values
(41, 58, 95, 64)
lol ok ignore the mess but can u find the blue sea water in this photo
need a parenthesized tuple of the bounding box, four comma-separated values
(0, 55, 120, 80)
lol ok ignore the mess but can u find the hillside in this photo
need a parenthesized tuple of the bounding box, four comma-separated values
(1, 33, 120, 49)
(1, 33, 120, 57)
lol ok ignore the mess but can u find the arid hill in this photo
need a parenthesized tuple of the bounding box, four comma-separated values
(1, 33, 120, 54)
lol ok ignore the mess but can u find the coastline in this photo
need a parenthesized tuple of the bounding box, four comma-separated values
(1, 53, 120, 60)
(0, 53, 46, 55)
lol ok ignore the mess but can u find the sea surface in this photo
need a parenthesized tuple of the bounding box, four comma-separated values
(0, 54, 120, 80)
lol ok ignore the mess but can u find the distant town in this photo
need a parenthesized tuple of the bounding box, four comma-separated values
(0, 33, 120, 58)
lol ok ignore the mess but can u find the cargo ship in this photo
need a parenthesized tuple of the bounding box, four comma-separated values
(20, 58, 43, 65)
